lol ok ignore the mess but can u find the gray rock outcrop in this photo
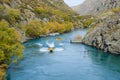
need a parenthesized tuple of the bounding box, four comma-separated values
(72, 0, 120, 15)
(83, 10, 120, 54)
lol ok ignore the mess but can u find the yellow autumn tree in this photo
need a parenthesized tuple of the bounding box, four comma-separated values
(25, 20, 43, 38)
(0, 19, 24, 65)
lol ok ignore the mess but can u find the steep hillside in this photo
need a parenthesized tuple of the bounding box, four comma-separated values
(0, 0, 81, 41)
(0, 0, 76, 21)
(72, 0, 120, 15)
(83, 8, 120, 54)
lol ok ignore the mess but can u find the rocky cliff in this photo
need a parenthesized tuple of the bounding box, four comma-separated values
(72, 0, 120, 54)
(83, 8, 120, 54)
(72, 0, 120, 15)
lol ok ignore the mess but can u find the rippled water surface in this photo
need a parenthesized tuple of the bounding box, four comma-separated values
(8, 29, 120, 80)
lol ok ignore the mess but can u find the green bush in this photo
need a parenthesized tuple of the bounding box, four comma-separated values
(34, 7, 49, 14)
(64, 22, 73, 32)
(0, 5, 5, 11)
(83, 18, 94, 27)
(42, 21, 73, 34)
(5, 8, 21, 22)
(25, 20, 43, 38)
(112, 7, 120, 13)
(34, 7, 51, 18)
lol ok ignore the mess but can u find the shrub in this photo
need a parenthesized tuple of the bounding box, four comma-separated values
(0, 5, 5, 11)
(34, 7, 51, 18)
(112, 7, 120, 13)
(34, 7, 49, 14)
(42, 21, 73, 34)
(64, 22, 73, 32)
(83, 18, 94, 27)
(5, 8, 21, 22)
(25, 20, 43, 38)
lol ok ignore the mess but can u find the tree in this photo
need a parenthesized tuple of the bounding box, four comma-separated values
(0, 20, 24, 64)
(25, 20, 43, 38)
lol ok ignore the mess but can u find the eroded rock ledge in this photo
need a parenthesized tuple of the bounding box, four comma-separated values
(83, 10, 120, 54)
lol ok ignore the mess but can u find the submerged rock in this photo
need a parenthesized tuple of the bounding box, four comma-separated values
(71, 35, 83, 43)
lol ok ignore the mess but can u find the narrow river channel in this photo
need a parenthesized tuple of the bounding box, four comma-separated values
(7, 29, 120, 80)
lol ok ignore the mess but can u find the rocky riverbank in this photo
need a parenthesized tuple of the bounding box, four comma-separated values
(72, 0, 120, 54)
(83, 8, 120, 54)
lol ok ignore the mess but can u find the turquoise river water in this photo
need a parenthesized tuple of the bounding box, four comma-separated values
(7, 29, 120, 80)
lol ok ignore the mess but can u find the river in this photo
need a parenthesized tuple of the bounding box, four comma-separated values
(7, 29, 120, 80)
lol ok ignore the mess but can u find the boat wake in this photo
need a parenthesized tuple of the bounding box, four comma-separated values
(40, 47, 64, 52)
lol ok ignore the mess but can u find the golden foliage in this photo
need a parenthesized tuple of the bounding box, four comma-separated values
(0, 20, 24, 64)
(25, 20, 73, 37)
(25, 20, 43, 38)
(5, 8, 21, 22)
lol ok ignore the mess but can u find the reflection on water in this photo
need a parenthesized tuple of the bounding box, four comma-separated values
(7, 29, 120, 80)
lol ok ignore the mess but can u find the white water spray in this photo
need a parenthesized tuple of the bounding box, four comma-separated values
(46, 42, 55, 48)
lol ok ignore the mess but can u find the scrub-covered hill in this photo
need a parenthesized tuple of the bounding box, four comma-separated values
(0, 0, 82, 41)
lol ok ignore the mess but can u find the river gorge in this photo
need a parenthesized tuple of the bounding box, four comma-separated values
(7, 29, 120, 80)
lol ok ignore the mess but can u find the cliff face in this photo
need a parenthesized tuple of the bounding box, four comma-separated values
(83, 8, 120, 54)
(72, 0, 120, 15)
